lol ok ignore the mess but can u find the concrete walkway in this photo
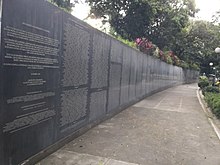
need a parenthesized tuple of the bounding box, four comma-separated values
(38, 84, 220, 165)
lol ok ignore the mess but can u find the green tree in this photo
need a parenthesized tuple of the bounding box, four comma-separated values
(174, 21, 220, 74)
(146, 0, 197, 49)
(49, 0, 75, 12)
(87, 0, 197, 50)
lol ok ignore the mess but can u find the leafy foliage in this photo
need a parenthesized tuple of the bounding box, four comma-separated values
(201, 76, 220, 119)
(205, 93, 220, 119)
(198, 76, 209, 89)
(113, 35, 137, 49)
(134, 37, 199, 68)
(135, 38, 155, 54)
(87, 0, 197, 48)
(203, 86, 220, 94)
(48, 0, 75, 12)
(173, 21, 220, 74)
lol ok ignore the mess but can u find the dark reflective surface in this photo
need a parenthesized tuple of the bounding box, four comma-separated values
(0, 0, 199, 164)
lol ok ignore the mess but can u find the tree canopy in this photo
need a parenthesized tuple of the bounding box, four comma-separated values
(49, 0, 74, 12)
(87, 0, 220, 73)
(87, 0, 197, 48)
(179, 21, 220, 74)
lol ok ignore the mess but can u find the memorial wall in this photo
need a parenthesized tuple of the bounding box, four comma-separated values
(0, 0, 198, 164)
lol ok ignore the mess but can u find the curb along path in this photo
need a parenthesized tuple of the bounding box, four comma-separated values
(38, 84, 220, 165)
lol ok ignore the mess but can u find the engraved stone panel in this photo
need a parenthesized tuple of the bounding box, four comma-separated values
(120, 47, 131, 105)
(0, 0, 3, 163)
(159, 61, 164, 89)
(1, 0, 62, 164)
(160, 62, 165, 87)
(145, 55, 150, 94)
(155, 60, 159, 90)
(108, 63, 121, 112)
(62, 19, 90, 87)
(161, 62, 165, 87)
(165, 63, 170, 86)
(129, 50, 137, 101)
(89, 90, 107, 121)
(110, 39, 122, 63)
(3, 108, 56, 133)
(148, 56, 154, 93)
(171, 65, 175, 84)
(91, 34, 110, 88)
(5, 26, 58, 47)
(60, 88, 88, 132)
(141, 55, 147, 96)
(153, 59, 157, 90)
(136, 54, 143, 98)
(3, 24, 60, 92)
(164, 63, 169, 86)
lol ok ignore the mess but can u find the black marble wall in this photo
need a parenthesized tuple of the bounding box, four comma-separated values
(0, 0, 3, 164)
(0, 0, 199, 164)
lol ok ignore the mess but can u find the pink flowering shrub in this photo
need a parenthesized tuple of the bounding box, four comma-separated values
(168, 51, 180, 66)
(135, 38, 155, 54)
(134, 38, 195, 69)
(135, 38, 168, 62)
(159, 50, 167, 61)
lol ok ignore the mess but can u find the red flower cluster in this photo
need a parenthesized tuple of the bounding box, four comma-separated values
(168, 51, 180, 65)
(135, 38, 181, 66)
(159, 50, 166, 61)
(135, 38, 153, 53)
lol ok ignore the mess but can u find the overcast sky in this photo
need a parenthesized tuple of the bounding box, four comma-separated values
(195, 0, 220, 21)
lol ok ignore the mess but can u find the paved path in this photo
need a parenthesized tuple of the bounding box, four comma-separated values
(38, 84, 220, 165)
